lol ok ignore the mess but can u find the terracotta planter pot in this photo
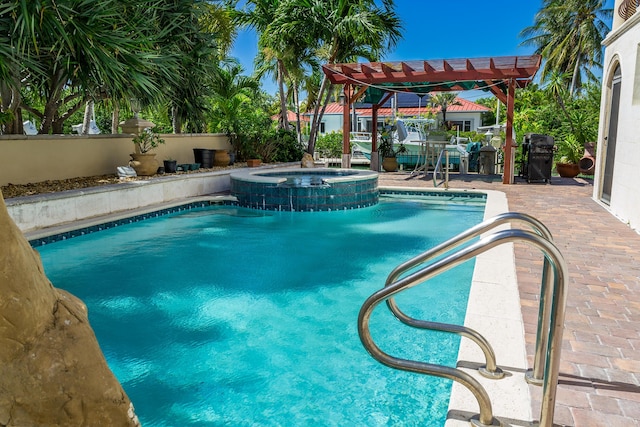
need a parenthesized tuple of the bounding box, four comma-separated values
(247, 159, 262, 167)
(214, 150, 231, 166)
(130, 153, 159, 176)
(381, 157, 398, 172)
(579, 142, 596, 175)
(556, 162, 580, 178)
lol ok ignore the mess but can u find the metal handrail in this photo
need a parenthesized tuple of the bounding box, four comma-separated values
(384, 212, 553, 380)
(358, 229, 568, 427)
(432, 148, 450, 188)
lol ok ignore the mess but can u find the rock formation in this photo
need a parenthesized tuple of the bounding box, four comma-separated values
(0, 190, 140, 426)
(301, 152, 315, 168)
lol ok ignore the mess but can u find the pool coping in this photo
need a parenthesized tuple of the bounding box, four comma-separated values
(19, 184, 531, 425)
(445, 188, 532, 427)
(377, 187, 531, 426)
(230, 166, 379, 185)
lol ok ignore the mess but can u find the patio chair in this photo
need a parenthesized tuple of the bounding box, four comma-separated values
(23, 120, 38, 135)
(72, 120, 101, 134)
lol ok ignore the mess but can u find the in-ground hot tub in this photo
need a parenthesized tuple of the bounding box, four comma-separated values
(230, 168, 379, 211)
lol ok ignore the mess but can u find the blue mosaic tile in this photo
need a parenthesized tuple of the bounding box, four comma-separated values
(29, 200, 236, 247)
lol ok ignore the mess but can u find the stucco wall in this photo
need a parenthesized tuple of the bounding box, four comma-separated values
(0, 133, 231, 186)
(596, 12, 640, 232)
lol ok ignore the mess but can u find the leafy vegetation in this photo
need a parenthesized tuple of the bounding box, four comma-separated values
(132, 128, 166, 154)
(315, 132, 344, 159)
(0, 0, 608, 172)
(520, 0, 612, 96)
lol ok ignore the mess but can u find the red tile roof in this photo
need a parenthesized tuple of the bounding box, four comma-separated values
(322, 97, 489, 116)
(271, 110, 310, 122)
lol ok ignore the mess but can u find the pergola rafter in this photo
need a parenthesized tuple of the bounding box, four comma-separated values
(321, 54, 541, 184)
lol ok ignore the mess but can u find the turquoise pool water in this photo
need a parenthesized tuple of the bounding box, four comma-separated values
(37, 195, 484, 426)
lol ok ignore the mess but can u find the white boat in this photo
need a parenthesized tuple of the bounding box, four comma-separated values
(350, 119, 470, 169)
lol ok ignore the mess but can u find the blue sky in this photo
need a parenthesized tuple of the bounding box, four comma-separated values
(230, 0, 615, 100)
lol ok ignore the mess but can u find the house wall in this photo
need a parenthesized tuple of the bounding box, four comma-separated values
(320, 114, 344, 135)
(595, 9, 640, 232)
(0, 133, 231, 186)
(443, 112, 482, 131)
(320, 111, 484, 135)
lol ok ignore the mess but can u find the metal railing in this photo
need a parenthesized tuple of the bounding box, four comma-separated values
(432, 148, 450, 188)
(357, 213, 568, 426)
(619, 0, 639, 20)
(385, 212, 552, 381)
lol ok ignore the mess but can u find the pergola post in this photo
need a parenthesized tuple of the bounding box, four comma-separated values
(342, 84, 352, 169)
(371, 105, 379, 171)
(503, 79, 516, 184)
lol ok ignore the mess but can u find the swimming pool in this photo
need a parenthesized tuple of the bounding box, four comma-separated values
(36, 193, 485, 426)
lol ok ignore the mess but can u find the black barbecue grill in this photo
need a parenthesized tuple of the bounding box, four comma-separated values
(521, 133, 554, 183)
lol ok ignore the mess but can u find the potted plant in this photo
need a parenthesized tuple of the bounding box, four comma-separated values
(130, 128, 165, 176)
(246, 158, 262, 167)
(163, 158, 177, 173)
(554, 134, 582, 178)
(378, 120, 406, 172)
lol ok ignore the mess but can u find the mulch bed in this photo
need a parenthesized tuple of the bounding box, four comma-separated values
(1, 163, 249, 199)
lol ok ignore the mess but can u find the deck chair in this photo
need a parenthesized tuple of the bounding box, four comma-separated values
(23, 120, 38, 135)
(466, 142, 481, 172)
(72, 120, 101, 134)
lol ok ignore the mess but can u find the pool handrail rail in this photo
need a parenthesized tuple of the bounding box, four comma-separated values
(384, 212, 553, 380)
(358, 228, 568, 427)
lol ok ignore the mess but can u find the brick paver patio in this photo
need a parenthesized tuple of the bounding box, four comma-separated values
(377, 172, 640, 427)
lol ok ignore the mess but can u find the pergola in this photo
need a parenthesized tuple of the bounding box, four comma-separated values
(321, 55, 541, 184)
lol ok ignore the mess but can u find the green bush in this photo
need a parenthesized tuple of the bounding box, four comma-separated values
(316, 131, 344, 158)
(271, 128, 304, 162)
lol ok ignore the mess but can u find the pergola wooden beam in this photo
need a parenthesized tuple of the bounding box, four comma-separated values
(466, 59, 475, 71)
(423, 61, 435, 73)
(323, 55, 541, 87)
(361, 64, 377, 74)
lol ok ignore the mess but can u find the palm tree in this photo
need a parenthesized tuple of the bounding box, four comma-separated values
(1, 0, 180, 134)
(520, 0, 612, 96)
(430, 92, 461, 129)
(208, 61, 260, 158)
(232, 0, 292, 130)
(276, 0, 402, 154)
(232, 0, 401, 153)
(156, 0, 236, 133)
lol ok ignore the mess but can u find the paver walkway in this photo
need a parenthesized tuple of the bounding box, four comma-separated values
(377, 172, 640, 427)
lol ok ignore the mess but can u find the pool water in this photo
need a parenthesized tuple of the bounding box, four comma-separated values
(37, 195, 484, 426)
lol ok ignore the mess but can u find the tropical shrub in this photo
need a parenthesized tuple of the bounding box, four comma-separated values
(270, 128, 304, 162)
(315, 131, 344, 158)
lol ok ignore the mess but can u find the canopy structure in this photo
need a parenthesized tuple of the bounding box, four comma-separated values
(321, 55, 541, 184)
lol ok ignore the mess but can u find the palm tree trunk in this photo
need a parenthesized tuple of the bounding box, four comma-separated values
(0, 81, 22, 134)
(39, 71, 66, 134)
(569, 52, 581, 97)
(81, 100, 94, 135)
(172, 105, 182, 134)
(293, 84, 302, 145)
(111, 102, 120, 134)
(277, 59, 289, 130)
(308, 75, 332, 154)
